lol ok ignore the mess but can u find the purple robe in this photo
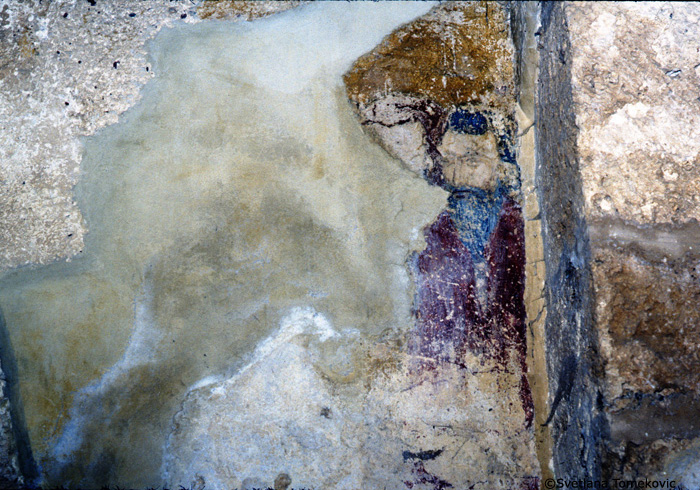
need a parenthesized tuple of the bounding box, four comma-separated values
(410, 197, 533, 427)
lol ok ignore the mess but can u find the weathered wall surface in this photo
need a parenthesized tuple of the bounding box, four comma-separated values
(6, 0, 700, 488)
(0, 2, 306, 486)
(559, 2, 700, 485)
(168, 3, 543, 489)
(0, 3, 448, 487)
(0, 1, 552, 488)
(0, 0, 307, 274)
(535, 2, 607, 481)
(344, 2, 543, 487)
(0, 306, 33, 488)
(0, 0, 199, 272)
(0, 360, 21, 489)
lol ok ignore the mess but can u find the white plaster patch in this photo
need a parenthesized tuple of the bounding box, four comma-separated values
(162, 307, 357, 490)
(180, 306, 338, 397)
(590, 11, 618, 52)
(226, 2, 436, 94)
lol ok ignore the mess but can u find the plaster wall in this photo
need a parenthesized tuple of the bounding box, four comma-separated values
(0, 2, 555, 488)
(0, 4, 452, 487)
(9, 1, 700, 488)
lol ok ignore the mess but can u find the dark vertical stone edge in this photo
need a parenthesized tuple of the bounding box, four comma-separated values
(535, 2, 608, 481)
(0, 307, 39, 486)
(509, 2, 525, 110)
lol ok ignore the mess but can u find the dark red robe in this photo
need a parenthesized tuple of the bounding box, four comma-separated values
(410, 197, 533, 427)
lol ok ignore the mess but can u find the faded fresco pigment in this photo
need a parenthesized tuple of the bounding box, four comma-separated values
(346, 3, 540, 488)
(407, 108, 532, 429)
(411, 185, 531, 426)
(0, 3, 544, 488)
(402, 109, 536, 489)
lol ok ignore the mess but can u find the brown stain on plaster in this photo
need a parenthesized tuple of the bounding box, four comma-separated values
(363, 337, 404, 388)
(2, 273, 134, 462)
(18, 29, 36, 58)
(344, 2, 514, 111)
(197, 1, 304, 21)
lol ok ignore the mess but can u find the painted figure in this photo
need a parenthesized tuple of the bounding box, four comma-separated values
(358, 99, 533, 430)
(409, 109, 532, 427)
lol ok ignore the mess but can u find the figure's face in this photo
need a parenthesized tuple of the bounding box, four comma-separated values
(358, 98, 511, 191)
(437, 130, 501, 190)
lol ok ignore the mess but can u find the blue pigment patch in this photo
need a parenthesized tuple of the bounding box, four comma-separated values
(448, 109, 488, 135)
(497, 134, 517, 164)
(447, 185, 506, 264)
(447, 109, 517, 166)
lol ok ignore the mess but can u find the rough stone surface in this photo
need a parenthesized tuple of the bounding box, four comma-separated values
(593, 245, 700, 400)
(560, 1, 700, 484)
(197, 0, 305, 21)
(536, 2, 607, 481)
(568, 2, 700, 226)
(0, 0, 200, 273)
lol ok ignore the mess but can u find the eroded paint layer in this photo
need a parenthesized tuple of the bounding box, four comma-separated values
(345, 3, 540, 488)
(410, 191, 532, 427)
(344, 2, 514, 110)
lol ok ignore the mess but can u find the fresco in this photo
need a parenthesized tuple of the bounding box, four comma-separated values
(0, 3, 542, 489)
(345, 4, 540, 488)
(409, 109, 532, 429)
